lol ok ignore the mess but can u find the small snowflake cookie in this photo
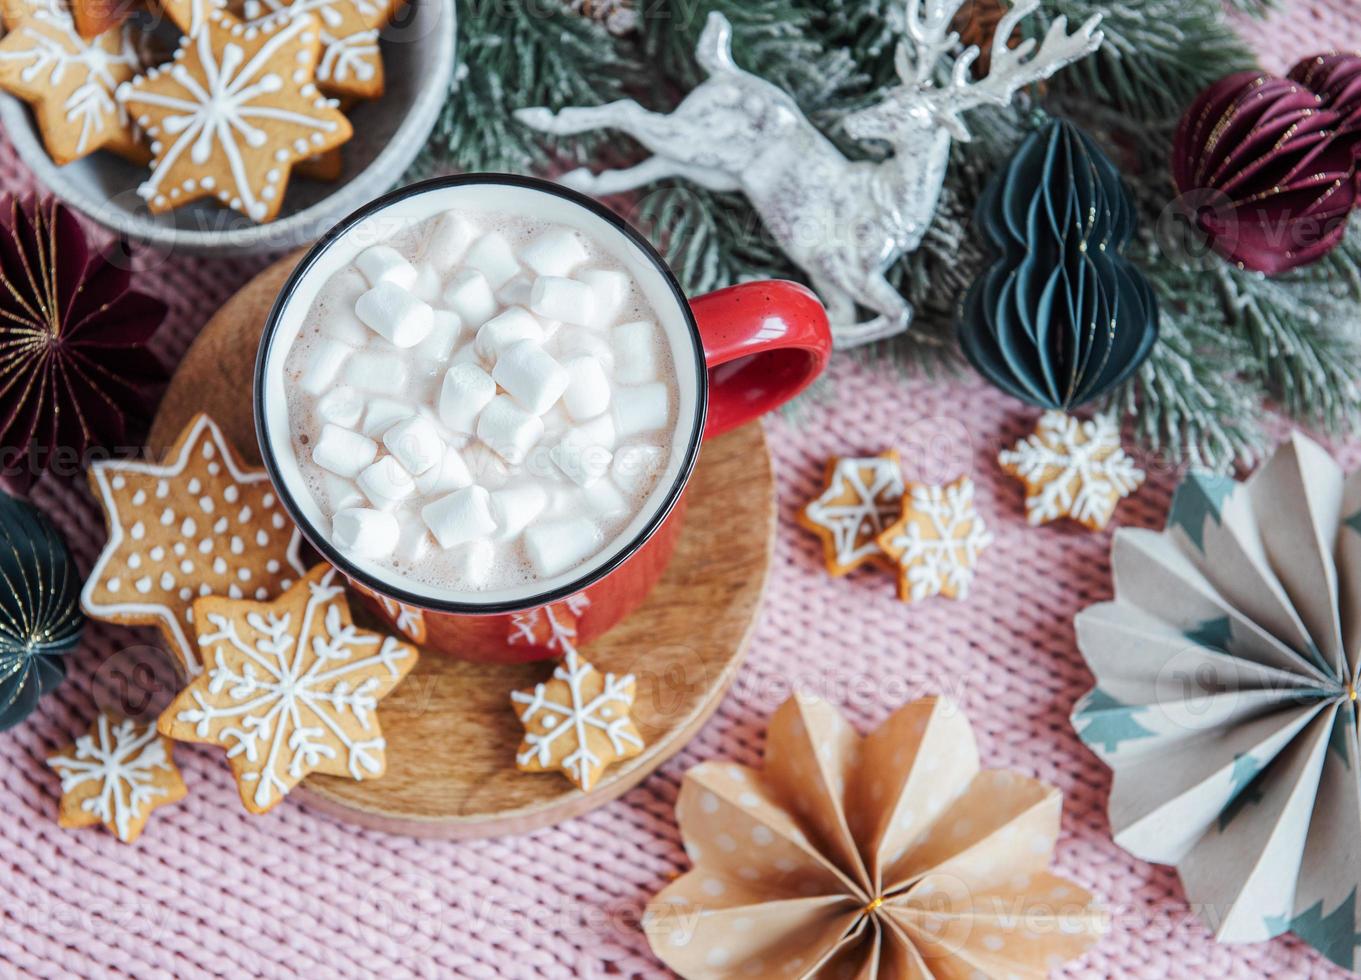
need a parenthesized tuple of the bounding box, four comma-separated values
(159, 564, 418, 815)
(512, 648, 643, 791)
(115, 8, 353, 223)
(48, 714, 188, 844)
(999, 411, 1145, 531)
(876, 474, 993, 602)
(0, 0, 145, 165)
(82, 413, 308, 677)
(798, 450, 905, 576)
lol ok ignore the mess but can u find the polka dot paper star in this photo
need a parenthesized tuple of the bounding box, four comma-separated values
(999, 411, 1145, 531)
(876, 475, 992, 602)
(82, 413, 307, 676)
(511, 647, 644, 791)
(48, 714, 187, 844)
(798, 451, 905, 576)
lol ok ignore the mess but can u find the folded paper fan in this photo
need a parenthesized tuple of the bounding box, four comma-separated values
(644, 694, 1105, 979)
(1072, 432, 1361, 969)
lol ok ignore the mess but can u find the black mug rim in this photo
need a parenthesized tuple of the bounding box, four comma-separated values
(253, 173, 709, 616)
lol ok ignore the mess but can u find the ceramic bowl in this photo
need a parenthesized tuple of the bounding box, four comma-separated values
(0, 0, 456, 256)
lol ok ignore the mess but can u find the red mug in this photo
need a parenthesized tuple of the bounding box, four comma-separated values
(255, 174, 831, 661)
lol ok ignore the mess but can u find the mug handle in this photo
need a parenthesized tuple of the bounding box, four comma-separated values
(690, 280, 833, 439)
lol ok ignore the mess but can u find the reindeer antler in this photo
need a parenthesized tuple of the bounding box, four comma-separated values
(900, 0, 965, 84)
(944, 1, 1103, 120)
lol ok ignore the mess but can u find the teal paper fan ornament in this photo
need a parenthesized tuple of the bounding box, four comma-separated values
(0, 492, 83, 729)
(959, 120, 1158, 409)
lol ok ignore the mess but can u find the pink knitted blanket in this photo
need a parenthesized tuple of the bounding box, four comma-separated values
(2, 3, 1359, 976)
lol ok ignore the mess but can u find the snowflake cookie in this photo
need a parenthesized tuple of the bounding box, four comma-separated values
(48, 714, 187, 844)
(82, 413, 308, 677)
(512, 647, 643, 791)
(0, 0, 143, 165)
(876, 475, 993, 602)
(159, 564, 418, 815)
(115, 7, 353, 223)
(999, 411, 1145, 531)
(798, 451, 905, 576)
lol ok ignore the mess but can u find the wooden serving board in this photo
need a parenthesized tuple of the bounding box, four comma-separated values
(148, 255, 775, 838)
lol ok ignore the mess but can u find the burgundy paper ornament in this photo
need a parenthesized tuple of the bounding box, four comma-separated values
(1289, 52, 1361, 137)
(0, 197, 168, 493)
(1172, 71, 1358, 274)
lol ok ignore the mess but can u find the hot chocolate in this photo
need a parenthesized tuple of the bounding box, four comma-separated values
(281, 207, 679, 594)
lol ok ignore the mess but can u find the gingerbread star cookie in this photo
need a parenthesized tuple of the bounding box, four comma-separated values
(159, 564, 418, 815)
(0, 0, 143, 165)
(69, 0, 129, 39)
(999, 411, 1145, 531)
(798, 451, 905, 576)
(82, 413, 307, 676)
(876, 475, 993, 602)
(116, 7, 352, 222)
(511, 647, 644, 791)
(48, 714, 187, 843)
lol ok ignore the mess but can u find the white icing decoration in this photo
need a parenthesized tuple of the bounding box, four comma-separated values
(81, 415, 307, 676)
(119, 14, 341, 222)
(882, 477, 992, 601)
(177, 567, 414, 809)
(803, 456, 905, 568)
(47, 716, 176, 842)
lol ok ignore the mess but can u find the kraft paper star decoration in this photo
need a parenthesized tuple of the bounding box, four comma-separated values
(159, 565, 418, 815)
(877, 475, 992, 602)
(512, 647, 644, 791)
(798, 451, 905, 576)
(82, 413, 307, 676)
(999, 411, 1145, 531)
(48, 714, 187, 843)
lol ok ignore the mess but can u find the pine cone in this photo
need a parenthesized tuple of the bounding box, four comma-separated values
(1173, 71, 1358, 275)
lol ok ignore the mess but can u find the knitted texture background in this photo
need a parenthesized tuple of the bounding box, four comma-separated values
(2, 4, 1360, 976)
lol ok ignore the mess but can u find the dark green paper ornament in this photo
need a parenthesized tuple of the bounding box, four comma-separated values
(958, 120, 1159, 410)
(0, 492, 83, 730)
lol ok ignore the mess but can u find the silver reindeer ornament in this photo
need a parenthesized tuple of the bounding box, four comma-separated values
(517, 0, 1104, 349)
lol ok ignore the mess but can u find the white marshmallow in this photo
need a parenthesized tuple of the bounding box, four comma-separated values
(343, 350, 407, 392)
(413, 265, 442, 304)
(451, 538, 495, 588)
(449, 340, 487, 368)
(412, 309, 463, 364)
(489, 484, 547, 539)
(613, 383, 670, 437)
(438, 363, 496, 433)
(383, 416, 444, 475)
(521, 228, 588, 278)
(300, 340, 352, 396)
(464, 231, 520, 288)
(477, 395, 545, 465)
(427, 211, 477, 270)
(317, 385, 365, 428)
(573, 411, 617, 451)
(422, 485, 498, 549)
(475, 307, 545, 359)
(613, 320, 658, 384)
(524, 518, 602, 577)
(361, 398, 412, 439)
(313, 424, 377, 479)
(395, 522, 434, 564)
(561, 356, 611, 420)
(414, 445, 474, 495)
(552, 325, 616, 374)
(355, 245, 418, 290)
(324, 309, 371, 346)
(321, 472, 365, 511)
(442, 269, 498, 328)
(332, 507, 399, 558)
(356, 282, 434, 349)
(497, 275, 535, 309)
(580, 477, 629, 518)
(610, 443, 665, 495)
(578, 268, 629, 326)
(529, 276, 595, 326)
(461, 442, 513, 490)
(493, 341, 570, 415)
(550, 423, 614, 487)
(358, 455, 416, 507)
